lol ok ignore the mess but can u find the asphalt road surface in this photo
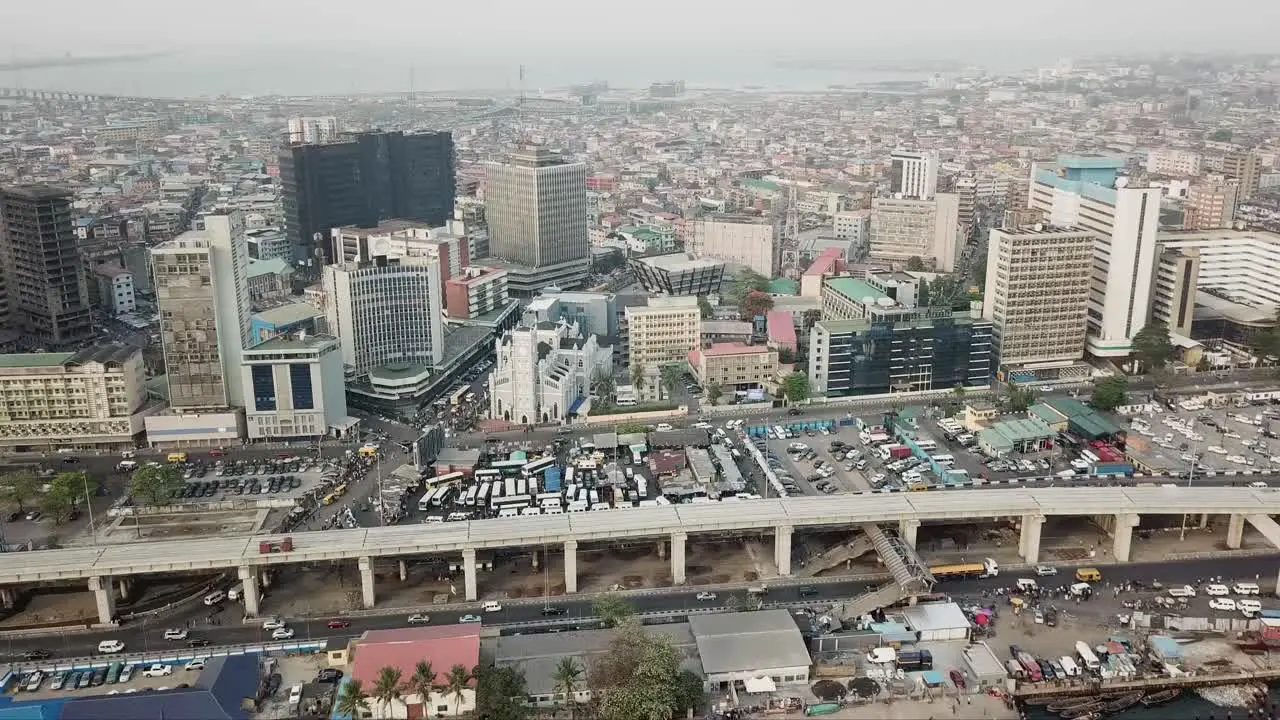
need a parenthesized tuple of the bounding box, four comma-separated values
(5, 555, 1276, 663)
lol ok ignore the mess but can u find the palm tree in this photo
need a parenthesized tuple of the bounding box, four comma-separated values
(408, 660, 436, 713)
(446, 663, 471, 715)
(630, 363, 646, 391)
(552, 657, 584, 714)
(372, 666, 403, 718)
(336, 678, 371, 718)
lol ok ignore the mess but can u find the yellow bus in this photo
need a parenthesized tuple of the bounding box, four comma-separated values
(334, 483, 348, 497)
(167, 452, 187, 464)
(322, 493, 338, 505)
(358, 445, 377, 458)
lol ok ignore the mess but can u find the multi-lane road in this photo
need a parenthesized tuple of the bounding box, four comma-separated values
(3, 555, 1276, 662)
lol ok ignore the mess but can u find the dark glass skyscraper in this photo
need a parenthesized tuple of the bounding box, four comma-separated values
(279, 130, 455, 264)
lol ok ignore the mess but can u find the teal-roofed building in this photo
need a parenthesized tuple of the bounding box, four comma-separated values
(821, 277, 890, 320)
(768, 278, 799, 296)
(977, 417, 1055, 458)
(1036, 397, 1121, 440)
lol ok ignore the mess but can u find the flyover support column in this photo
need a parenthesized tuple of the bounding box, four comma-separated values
(899, 519, 920, 551)
(775, 525, 794, 576)
(1198, 514, 1209, 530)
(670, 532, 687, 585)
(399, 560, 407, 582)
(117, 579, 130, 602)
(358, 557, 375, 609)
(1228, 513, 1246, 550)
(1112, 514, 1140, 563)
(1020, 515, 1044, 565)
(237, 566, 260, 617)
(564, 540, 578, 594)
(463, 549, 478, 601)
(88, 576, 116, 625)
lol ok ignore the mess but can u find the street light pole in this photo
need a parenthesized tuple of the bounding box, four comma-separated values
(83, 472, 98, 548)
(1179, 437, 1200, 542)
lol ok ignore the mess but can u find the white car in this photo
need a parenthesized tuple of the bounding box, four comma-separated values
(1034, 565, 1058, 576)
(696, 592, 718, 601)
(655, 423, 674, 432)
(271, 627, 295, 640)
(262, 617, 286, 630)
(1205, 584, 1230, 596)
(407, 613, 431, 624)
(691, 422, 712, 429)
(481, 601, 503, 613)
(185, 658, 206, 672)
(1209, 598, 1238, 612)
(141, 664, 173, 678)
(1167, 585, 1197, 598)
(163, 628, 189, 641)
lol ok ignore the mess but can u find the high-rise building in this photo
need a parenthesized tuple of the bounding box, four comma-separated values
(688, 216, 776, 276)
(323, 256, 444, 377)
(982, 226, 1095, 367)
(888, 149, 939, 200)
(444, 266, 511, 320)
(239, 333, 348, 441)
(1183, 180, 1239, 231)
(279, 130, 455, 264)
(1154, 229, 1280, 345)
(1029, 155, 1162, 357)
(287, 116, 340, 145)
(1223, 150, 1262, 201)
(0, 185, 93, 349)
(869, 194, 962, 271)
(955, 175, 977, 239)
(484, 147, 590, 295)
(150, 211, 253, 409)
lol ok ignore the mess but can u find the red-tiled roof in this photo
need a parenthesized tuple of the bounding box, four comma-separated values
(767, 311, 797, 350)
(351, 625, 481, 687)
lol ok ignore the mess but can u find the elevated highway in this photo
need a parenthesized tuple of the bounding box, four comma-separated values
(3, 487, 1278, 623)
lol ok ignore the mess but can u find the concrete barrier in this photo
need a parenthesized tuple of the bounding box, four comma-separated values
(0, 624, 90, 639)
(575, 406, 689, 427)
(107, 498, 293, 517)
(22, 640, 328, 672)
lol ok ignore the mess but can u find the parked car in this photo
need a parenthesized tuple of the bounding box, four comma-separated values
(407, 613, 431, 624)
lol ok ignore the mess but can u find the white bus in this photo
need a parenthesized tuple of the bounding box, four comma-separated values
(563, 466, 575, 487)
(521, 457, 556, 479)
(462, 485, 479, 506)
(493, 495, 530, 510)
(504, 477, 517, 498)
(516, 478, 528, 496)
(430, 486, 457, 508)
(477, 482, 493, 507)
(931, 454, 956, 467)
(915, 440, 937, 452)
(1080, 449, 1100, 464)
(425, 471, 465, 489)
(474, 469, 502, 485)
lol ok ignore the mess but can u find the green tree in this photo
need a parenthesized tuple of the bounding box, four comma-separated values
(592, 594, 636, 628)
(778, 347, 796, 364)
(630, 363, 646, 393)
(731, 269, 770, 305)
(741, 290, 774, 320)
(1195, 356, 1212, 373)
(1007, 385, 1036, 412)
(696, 295, 713, 320)
(0, 469, 40, 512)
(906, 256, 927, 272)
(591, 368, 615, 403)
(553, 657, 584, 714)
(41, 472, 98, 525)
(705, 383, 723, 404)
(408, 661, 436, 710)
(131, 462, 185, 505)
(474, 665, 531, 720)
(782, 372, 810, 402)
(917, 277, 931, 307)
(1091, 376, 1129, 411)
(1209, 129, 1233, 142)
(373, 666, 403, 717)
(446, 663, 471, 715)
(1132, 322, 1176, 371)
(659, 364, 684, 400)
(673, 668, 706, 715)
(336, 678, 371, 718)
(593, 620, 681, 720)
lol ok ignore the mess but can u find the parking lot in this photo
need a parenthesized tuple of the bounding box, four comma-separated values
(1124, 401, 1280, 474)
(168, 455, 334, 503)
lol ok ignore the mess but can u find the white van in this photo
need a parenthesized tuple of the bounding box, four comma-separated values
(203, 590, 226, 606)
(1239, 599, 1263, 616)
(481, 600, 503, 612)
(1233, 582, 1261, 595)
(97, 640, 126, 654)
(1016, 578, 1038, 592)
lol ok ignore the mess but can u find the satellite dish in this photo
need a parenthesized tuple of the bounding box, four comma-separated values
(1115, 177, 1129, 189)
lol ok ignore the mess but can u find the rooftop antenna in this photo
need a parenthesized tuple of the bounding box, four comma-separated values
(517, 64, 527, 145)
(408, 64, 417, 131)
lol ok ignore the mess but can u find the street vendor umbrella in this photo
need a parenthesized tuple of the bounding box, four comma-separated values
(847, 677, 881, 699)
(810, 680, 847, 701)
(974, 612, 990, 626)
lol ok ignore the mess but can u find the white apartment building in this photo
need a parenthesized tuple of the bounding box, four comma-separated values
(93, 263, 136, 316)
(239, 333, 349, 441)
(869, 194, 962, 271)
(323, 257, 444, 377)
(287, 116, 339, 144)
(689, 216, 775, 276)
(625, 296, 702, 369)
(832, 210, 871, 244)
(1155, 229, 1280, 318)
(1029, 156, 1162, 357)
(489, 321, 611, 425)
(889, 149, 939, 200)
(1145, 148, 1202, 176)
(0, 344, 146, 450)
(331, 219, 475, 275)
(982, 226, 1095, 367)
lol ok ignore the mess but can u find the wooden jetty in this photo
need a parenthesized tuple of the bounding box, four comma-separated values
(1014, 667, 1280, 700)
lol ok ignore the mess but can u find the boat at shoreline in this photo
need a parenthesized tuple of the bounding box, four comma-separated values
(1046, 697, 1096, 713)
(1060, 701, 1104, 718)
(1100, 691, 1144, 714)
(1141, 688, 1181, 706)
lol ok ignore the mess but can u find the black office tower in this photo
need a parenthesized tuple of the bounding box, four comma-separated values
(280, 130, 455, 264)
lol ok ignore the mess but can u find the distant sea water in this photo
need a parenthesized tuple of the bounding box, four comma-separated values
(1021, 686, 1280, 720)
(0, 54, 937, 98)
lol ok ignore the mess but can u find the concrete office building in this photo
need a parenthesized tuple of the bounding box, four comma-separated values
(1223, 150, 1262, 200)
(809, 310, 993, 397)
(0, 185, 93, 349)
(484, 147, 590, 296)
(687, 343, 779, 391)
(1146, 149, 1202, 176)
(869, 194, 961, 271)
(522, 291, 617, 339)
(331, 218, 475, 272)
(1153, 230, 1280, 346)
(689, 216, 776, 276)
(1183, 180, 1239, 231)
(982, 226, 1095, 367)
(92, 263, 136, 316)
(444, 266, 510, 320)
(888, 149, 939, 200)
(286, 116, 339, 144)
(324, 256, 445, 377)
(1030, 155, 1162, 358)
(0, 344, 147, 450)
(490, 321, 611, 425)
(240, 333, 349, 441)
(1151, 248, 1200, 338)
(629, 253, 726, 296)
(832, 210, 871, 244)
(280, 130, 455, 263)
(625, 296, 702, 368)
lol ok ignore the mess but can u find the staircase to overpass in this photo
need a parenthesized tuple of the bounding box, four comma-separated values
(832, 523, 937, 620)
(800, 535, 875, 577)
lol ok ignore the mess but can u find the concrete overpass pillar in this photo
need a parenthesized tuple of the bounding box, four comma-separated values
(775, 525, 794, 576)
(237, 567, 260, 617)
(0, 588, 15, 609)
(88, 576, 116, 625)
(1228, 513, 1246, 549)
(656, 540, 666, 560)
(670, 532, 687, 585)
(358, 557, 375, 609)
(531, 551, 539, 571)
(1199, 513, 1209, 530)
(1020, 515, 1044, 565)
(564, 540, 578, 594)
(398, 559, 407, 582)
(899, 519, 920, 550)
(463, 548, 477, 601)
(116, 578, 131, 601)
(259, 570, 271, 588)
(1112, 513, 1140, 562)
